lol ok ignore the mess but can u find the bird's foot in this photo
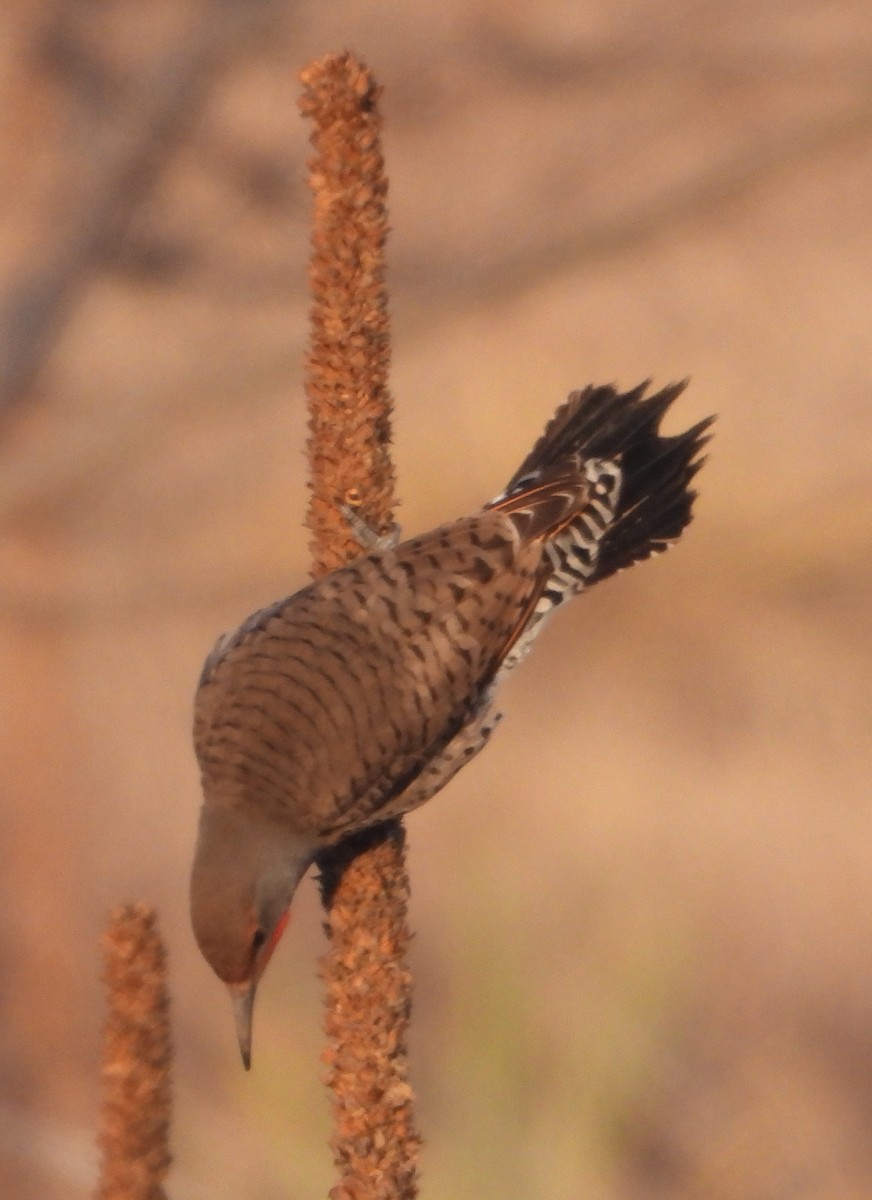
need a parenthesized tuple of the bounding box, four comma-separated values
(340, 503, 402, 552)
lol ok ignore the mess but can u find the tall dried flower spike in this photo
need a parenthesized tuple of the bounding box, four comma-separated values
(299, 50, 396, 579)
(96, 903, 172, 1200)
(298, 52, 421, 1200)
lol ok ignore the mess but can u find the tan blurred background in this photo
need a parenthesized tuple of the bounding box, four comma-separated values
(1, 1, 871, 1197)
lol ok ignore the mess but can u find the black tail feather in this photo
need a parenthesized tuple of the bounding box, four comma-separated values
(504, 381, 714, 585)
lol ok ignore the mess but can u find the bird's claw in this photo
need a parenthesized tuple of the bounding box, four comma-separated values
(340, 503, 402, 552)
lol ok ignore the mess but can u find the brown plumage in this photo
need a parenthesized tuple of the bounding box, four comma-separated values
(190, 381, 713, 1066)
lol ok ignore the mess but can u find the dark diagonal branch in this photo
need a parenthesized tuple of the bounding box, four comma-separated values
(0, 0, 276, 418)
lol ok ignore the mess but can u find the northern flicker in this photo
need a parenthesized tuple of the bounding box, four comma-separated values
(190, 381, 712, 1067)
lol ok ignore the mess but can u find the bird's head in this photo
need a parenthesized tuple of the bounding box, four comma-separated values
(190, 803, 315, 1069)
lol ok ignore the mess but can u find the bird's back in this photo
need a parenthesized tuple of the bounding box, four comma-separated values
(194, 509, 547, 838)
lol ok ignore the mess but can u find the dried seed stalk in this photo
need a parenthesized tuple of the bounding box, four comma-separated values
(299, 51, 420, 1200)
(95, 903, 172, 1200)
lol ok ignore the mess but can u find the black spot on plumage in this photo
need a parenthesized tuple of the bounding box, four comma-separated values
(471, 556, 495, 584)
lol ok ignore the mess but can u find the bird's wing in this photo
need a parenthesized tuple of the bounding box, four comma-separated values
(302, 509, 548, 835)
(193, 509, 547, 839)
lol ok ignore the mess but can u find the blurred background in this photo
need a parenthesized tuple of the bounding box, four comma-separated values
(1, 1, 871, 1197)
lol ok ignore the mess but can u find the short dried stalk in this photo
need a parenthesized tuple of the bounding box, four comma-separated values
(95, 903, 172, 1200)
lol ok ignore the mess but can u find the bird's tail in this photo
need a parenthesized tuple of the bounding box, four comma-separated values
(485, 382, 712, 674)
(497, 380, 713, 586)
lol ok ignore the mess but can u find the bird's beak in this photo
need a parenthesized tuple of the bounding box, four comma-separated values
(228, 980, 257, 1071)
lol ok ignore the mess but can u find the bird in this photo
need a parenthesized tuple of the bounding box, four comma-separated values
(190, 380, 713, 1068)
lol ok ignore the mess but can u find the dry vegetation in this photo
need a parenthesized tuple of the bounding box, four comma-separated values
(1, 2, 871, 1198)
(96, 905, 171, 1200)
(301, 52, 419, 1199)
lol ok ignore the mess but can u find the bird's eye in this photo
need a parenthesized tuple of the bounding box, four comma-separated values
(251, 928, 267, 955)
